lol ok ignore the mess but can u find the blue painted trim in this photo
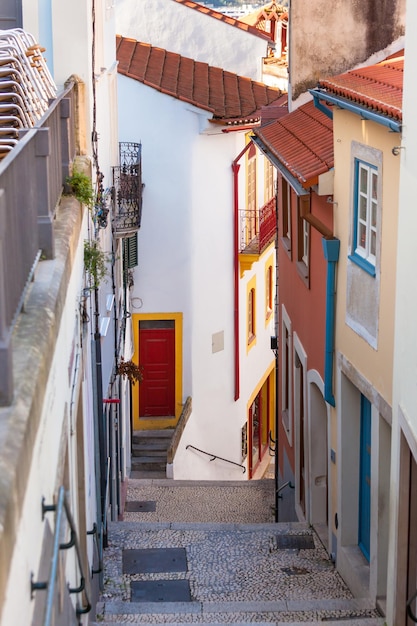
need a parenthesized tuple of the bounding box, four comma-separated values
(322, 238, 340, 407)
(310, 94, 333, 120)
(309, 88, 401, 133)
(348, 254, 376, 277)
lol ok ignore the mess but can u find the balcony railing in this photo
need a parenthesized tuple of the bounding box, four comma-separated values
(0, 80, 77, 405)
(112, 142, 143, 237)
(239, 196, 277, 255)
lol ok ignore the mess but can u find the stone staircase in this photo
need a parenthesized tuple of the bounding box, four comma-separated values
(131, 429, 174, 478)
(93, 479, 386, 626)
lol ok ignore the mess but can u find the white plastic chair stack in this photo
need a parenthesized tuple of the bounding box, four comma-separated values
(0, 28, 57, 161)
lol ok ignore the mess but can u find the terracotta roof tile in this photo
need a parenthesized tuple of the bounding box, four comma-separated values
(318, 54, 403, 122)
(171, 0, 272, 41)
(253, 100, 333, 187)
(116, 35, 283, 125)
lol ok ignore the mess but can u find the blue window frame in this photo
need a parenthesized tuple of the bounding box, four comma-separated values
(349, 159, 378, 276)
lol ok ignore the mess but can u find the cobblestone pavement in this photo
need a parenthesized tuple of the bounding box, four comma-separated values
(123, 479, 277, 524)
(95, 478, 385, 625)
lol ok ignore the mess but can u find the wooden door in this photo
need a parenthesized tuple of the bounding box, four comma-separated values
(139, 321, 175, 418)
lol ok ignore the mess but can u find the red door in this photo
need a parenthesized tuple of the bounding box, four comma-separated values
(139, 321, 175, 418)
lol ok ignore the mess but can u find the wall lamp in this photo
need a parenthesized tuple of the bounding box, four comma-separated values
(392, 146, 405, 156)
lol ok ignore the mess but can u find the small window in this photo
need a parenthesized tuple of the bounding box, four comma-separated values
(281, 177, 292, 255)
(350, 159, 378, 275)
(245, 143, 258, 245)
(266, 264, 273, 319)
(248, 287, 256, 343)
(296, 196, 310, 284)
(265, 157, 274, 202)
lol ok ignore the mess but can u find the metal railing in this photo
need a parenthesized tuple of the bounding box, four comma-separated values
(31, 487, 92, 625)
(186, 444, 246, 473)
(112, 142, 143, 237)
(0, 80, 77, 406)
(239, 196, 277, 254)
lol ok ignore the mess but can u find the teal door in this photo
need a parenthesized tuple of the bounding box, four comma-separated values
(358, 395, 371, 561)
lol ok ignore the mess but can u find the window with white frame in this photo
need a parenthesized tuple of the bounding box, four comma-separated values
(246, 143, 257, 244)
(248, 287, 256, 345)
(351, 159, 378, 275)
(265, 157, 274, 202)
(266, 264, 273, 320)
(281, 176, 292, 255)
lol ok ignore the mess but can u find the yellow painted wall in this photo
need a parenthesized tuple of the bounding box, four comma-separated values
(332, 110, 400, 405)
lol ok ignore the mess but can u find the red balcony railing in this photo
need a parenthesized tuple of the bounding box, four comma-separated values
(239, 197, 277, 254)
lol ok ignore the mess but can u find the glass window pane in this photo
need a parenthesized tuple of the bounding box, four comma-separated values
(371, 171, 378, 201)
(370, 231, 376, 256)
(358, 223, 367, 249)
(359, 195, 367, 221)
(371, 201, 377, 228)
(360, 166, 368, 194)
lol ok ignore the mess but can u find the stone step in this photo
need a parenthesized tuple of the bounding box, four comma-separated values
(132, 429, 174, 442)
(91, 617, 385, 626)
(130, 469, 168, 479)
(91, 618, 385, 626)
(131, 456, 167, 471)
(94, 597, 385, 624)
(132, 441, 171, 453)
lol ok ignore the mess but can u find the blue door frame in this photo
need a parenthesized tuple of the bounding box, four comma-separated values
(358, 394, 371, 561)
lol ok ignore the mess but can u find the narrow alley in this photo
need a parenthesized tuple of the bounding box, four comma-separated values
(94, 478, 384, 625)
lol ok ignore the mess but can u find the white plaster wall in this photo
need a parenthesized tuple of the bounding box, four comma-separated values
(118, 75, 197, 395)
(387, 1, 417, 621)
(115, 0, 267, 81)
(118, 73, 276, 478)
(0, 219, 88, 626)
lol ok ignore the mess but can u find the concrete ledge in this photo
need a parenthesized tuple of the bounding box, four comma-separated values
(0, 195, 83, 616)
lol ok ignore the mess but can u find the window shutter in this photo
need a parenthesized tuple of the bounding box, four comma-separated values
(125, 233, 138, 268)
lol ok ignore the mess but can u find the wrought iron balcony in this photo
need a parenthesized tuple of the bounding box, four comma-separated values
(112, 142, 143, 237)
(239, 197, 277, 255)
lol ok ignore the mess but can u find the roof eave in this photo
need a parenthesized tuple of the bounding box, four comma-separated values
(251, 134, 310, 196)
(309, 88, 402, 133)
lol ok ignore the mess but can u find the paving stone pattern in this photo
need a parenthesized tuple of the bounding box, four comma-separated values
(94, 479, 385, 625)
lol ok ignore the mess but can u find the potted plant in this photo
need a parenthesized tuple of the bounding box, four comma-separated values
(116, 358, 143, 385)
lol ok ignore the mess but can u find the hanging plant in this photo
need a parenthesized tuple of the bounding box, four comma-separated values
(66, 169, 95, 208)
(84, 240, 111, 288)
(116, 358, 143, 385)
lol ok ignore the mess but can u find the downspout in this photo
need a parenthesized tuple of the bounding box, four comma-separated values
(321, 238, 340, 407)
(232, 160, 240, 401)
(232, 141, 253, 401)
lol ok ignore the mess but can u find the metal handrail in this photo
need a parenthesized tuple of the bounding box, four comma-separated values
(32, 486, 92, 624)
(407, 589, 417, 622)
(277, 480, 294, 498)
(186, 444, 246, 473)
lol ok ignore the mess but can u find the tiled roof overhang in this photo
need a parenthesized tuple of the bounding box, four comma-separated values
(251, 100, 333, 192)
(116, 35, 283, 127)
(310, 54, 403, 133)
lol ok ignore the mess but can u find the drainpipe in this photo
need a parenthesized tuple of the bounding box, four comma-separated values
(232, 142, 252, 401)
(232, 160, 240, 401)
(321, 238, 340, 407)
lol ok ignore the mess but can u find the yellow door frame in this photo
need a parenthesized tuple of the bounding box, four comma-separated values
(132, 312, 183, 431)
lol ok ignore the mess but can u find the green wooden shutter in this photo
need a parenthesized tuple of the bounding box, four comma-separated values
(125, 233, 138, 268)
